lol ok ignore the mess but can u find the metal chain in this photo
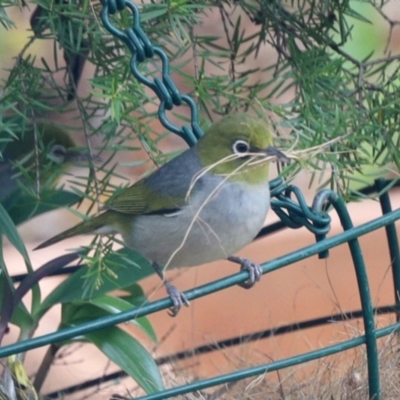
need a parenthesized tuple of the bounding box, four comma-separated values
(100, 0, 203, 146)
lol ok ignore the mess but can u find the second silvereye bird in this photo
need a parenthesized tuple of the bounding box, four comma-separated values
(36, 113, 288, 315)
(0, 119, 91, 202)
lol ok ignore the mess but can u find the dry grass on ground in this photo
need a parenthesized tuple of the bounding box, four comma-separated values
(163, 328, 400, 400)
(44, 319, 400, 399)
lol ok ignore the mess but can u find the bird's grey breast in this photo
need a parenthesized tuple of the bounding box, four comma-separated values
(126, 150, 270, 268)
(187, 176, 270, 262)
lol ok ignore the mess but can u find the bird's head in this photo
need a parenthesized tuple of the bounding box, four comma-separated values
(1, 119, 96, 195)
(196, 113, 288, 185)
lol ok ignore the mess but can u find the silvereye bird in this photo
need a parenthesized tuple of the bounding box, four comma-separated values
(0, 119, 90, 201)
(35, 113, 288, 316)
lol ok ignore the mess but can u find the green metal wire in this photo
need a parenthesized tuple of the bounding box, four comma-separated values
(135, 319, 400, 400)
(45, 304, 400, 399)
(314, 189, 379, 398)
(376, 178, 400, 322)
(2, 200, 400, 351)
(272, 185, 331, 234)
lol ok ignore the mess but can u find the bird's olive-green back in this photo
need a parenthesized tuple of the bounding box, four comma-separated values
(105, 147, 202, 215)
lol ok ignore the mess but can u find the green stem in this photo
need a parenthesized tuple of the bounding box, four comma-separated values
(33, 343, 59, 393)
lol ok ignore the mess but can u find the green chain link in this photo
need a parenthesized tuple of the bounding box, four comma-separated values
(100, 0, 203, 146)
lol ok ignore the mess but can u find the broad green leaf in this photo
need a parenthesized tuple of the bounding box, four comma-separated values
(119, 284, 158, 341)
(61, 302, 163, 394)
(88, 294, 157, 342)
(39, 248, 154, 314)
(61, 302, 104, 326)
(86, 326, 164, 394)
(119, 283, 148, 305)
(62, 296, 157, 342)
(4, 189, 82, 226)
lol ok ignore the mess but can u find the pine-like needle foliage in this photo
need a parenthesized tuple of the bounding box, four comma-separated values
(1, 0, 399, 200)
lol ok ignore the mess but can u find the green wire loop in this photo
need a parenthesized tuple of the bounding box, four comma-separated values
(271, 184, 332, 236)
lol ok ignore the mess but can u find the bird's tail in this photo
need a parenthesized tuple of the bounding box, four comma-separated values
(34, 212, 115, 250)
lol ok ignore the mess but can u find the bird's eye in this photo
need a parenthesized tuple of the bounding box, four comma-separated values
(47, 144, 67, 164)
(233, 140, 250, 156)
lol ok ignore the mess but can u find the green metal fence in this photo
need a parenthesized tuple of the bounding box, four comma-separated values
(2, 1, 400, 399)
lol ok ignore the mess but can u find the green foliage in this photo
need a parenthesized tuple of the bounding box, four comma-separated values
(0, 0, 400, 397)
(38, 248, 154, 315)
(61, 296, 162, 393)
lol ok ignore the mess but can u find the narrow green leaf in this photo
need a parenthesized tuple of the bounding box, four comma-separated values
(39, 248, 154, 313)
(0, 240, 33, 330)
(4, 189, 82, 226)
(88, 294, 157, 342)
(0, 272, 34, 330)
(0, 202, 41, 311)
(0, 202, 31, 268)
(86, 326, 164, 394)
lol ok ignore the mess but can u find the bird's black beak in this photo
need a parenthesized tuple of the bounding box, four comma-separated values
(263, 146, 290, 163)
(65, 150, 103, 162)
(64, 149, 103, 163)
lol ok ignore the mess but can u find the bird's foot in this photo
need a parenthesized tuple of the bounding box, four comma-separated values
(152, 262, 190, 316)
(228, 256, 262, 289)
(164, 281, 190, 317)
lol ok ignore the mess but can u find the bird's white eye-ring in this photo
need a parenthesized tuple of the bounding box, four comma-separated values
(47, 144, 67, 164)
(233, 140, 250, 156)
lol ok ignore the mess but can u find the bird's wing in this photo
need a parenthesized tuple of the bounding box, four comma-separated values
(106, 148, 203, 216)
(105, 179, 187, 215)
